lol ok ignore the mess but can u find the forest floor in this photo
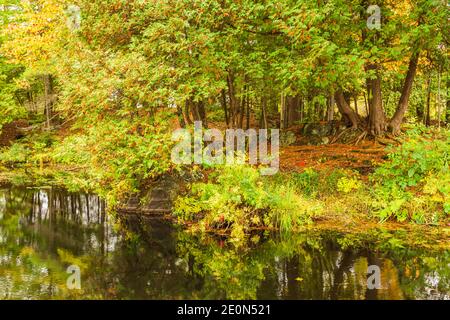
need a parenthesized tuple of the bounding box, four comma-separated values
(280, 141, 386, 176)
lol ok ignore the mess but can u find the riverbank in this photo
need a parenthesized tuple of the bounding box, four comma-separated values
(0, 125, 449, 245)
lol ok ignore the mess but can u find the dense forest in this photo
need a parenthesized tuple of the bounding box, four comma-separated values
(0, 0, 449, 235)
(0, 0, 449, 302)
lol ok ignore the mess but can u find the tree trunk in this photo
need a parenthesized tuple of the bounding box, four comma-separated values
(197, 100, 208, 128)
(335, 90, 359, 128)
(227, 72, 239, 128)
(176, 106, 186, 128)
(280, 93, 286, 129)
(220, 89, 229, 127)
(363, 92, 369, 117)
(389, 52, 420, 134)
(286, 95, 301, 127)
(327, 95, 335, 122)
(446, 76, 450, 124)
(246, 95, 251, 130)
(43, 74, 54, 130)
(260, 96, 268, 129)
(299, 98, 304, 123)
(239, 84, 247, 129)
(367, 64, 386, 136)
(184, 100, 193, 125)
(425, 75, 432, 126)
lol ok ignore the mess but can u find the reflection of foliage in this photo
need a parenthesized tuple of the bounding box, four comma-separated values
(176, 229, 450, 300)
(0, 213, 78, 299)
(1, 187, 449, 300)
(0, 188, 105, 299)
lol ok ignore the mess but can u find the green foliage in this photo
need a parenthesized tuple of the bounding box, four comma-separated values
(174, 165, 322, 239)
(337, 176, 363, 194)
(0, 114, 175, 205)
(288, 168, 350, 197)
(0, 143, 30, 165)
(371, 126, 450, 223)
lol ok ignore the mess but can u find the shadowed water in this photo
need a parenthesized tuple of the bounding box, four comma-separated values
(0, 186, 449, 300)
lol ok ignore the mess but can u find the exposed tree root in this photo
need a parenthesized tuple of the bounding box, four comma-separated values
(354, 131, 367, 145)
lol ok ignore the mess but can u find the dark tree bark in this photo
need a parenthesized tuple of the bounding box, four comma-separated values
(327, 95, 335, 122)
(260, 96, 268, 129)
(197, 101, 208, 128)
(239, 84, 247, 129)
(183, 100, 193, 125)
(299, 98, 304, 123)
(416, 92, 424, 123)
(227, 72, 240, 128)
(389, 52, 420, 134)
(176, 106, 186, 128)
(286, 95, 301, 127)
(220, 89, 229, 127)
(335, 90, 359, 128)
(363, 92, 369, 117)
(246, 94, 251, 130)
(367, 64, 387, 136)
(43, 74, 54, 130)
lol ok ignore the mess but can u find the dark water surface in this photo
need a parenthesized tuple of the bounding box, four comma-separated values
(0, 186, 449, 300)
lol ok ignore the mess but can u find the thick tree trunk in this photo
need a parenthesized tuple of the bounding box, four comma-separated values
(286, 95, 301, 127)
(335, 90, 359, 128)
(327, 95, 335, 122)
(389, 52, 420, 134)
(367, 64, 386, 136)
(197, 100, 208, 128)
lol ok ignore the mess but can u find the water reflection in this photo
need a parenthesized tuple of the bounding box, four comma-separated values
(0, 186, 449, 300)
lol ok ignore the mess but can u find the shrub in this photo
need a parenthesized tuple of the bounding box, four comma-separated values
(370, 127, 449, 223)
(174, 165, 322, 239)
(0, 143, 31, 165)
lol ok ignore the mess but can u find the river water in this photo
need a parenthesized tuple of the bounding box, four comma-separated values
(0, 186, 449, 300)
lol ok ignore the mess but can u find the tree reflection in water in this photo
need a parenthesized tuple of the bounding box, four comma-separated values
(0, 186, 449, 300)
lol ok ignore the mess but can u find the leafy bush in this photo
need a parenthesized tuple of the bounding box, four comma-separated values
(288, 168, 352, 197)
(50, 116, 174, 205)
(337, 176, 362, 193)
(174, 165, 322, 239)
(371, 127, 449, 223)
(0, 143, 31, 165)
